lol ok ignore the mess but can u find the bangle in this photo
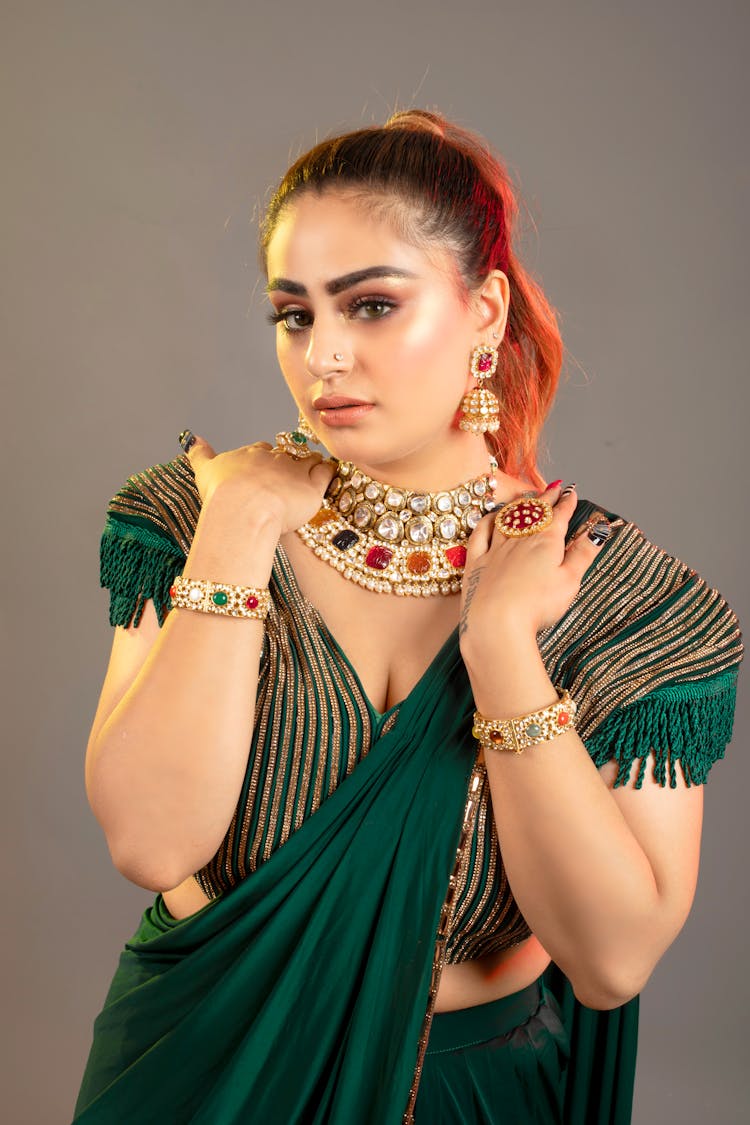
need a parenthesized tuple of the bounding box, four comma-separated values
(472, 688, 576, 755)
(169, 576, 271, 620)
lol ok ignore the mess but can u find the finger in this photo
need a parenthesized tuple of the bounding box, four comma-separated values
(465, 509, 496, 560)
(309, 456, 337, 488)
(180, 432, 216, 466)
(563, 513, 613, 573)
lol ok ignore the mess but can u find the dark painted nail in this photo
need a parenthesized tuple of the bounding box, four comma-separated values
(560, 482, 577, 496)
(179, 429, 197, 453)
(587, 519, 612, 546)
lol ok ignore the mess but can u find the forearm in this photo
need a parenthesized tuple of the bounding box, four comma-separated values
(464, 632, 665, 1008)
(87, 499, 281, 888)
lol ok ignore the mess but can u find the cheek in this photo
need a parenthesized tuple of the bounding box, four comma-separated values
(383, 297, 470, 379)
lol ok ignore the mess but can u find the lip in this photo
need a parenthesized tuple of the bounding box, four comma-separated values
(316, 403, 375, 426)
(312, 395, 372, 409)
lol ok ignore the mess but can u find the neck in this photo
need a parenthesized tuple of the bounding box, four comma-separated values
(329, 436, 496, 495)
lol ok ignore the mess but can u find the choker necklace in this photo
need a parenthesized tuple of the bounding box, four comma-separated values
(296, 457, 499, 596)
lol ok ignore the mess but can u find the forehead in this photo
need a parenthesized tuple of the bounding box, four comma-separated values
(265, 190, 449, 282)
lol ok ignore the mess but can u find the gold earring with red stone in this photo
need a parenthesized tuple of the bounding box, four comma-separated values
(458, 343, 501, 434)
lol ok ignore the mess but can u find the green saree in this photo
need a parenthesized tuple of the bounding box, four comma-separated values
(73, 457, 743, 1124)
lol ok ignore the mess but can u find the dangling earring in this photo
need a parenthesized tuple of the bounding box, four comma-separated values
(458, 344, 501, 434)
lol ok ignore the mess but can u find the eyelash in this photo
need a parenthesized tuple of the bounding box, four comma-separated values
(266, 295, 397, 334)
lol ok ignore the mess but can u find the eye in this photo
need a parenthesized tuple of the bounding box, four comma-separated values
(265, 307, 312, 333)
(348, 296, 397, 320)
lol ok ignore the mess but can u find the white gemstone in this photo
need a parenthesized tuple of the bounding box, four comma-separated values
(338, 488, 355, 513)
(473, 479, 487, 496)
(457, 489, 472, 506)
(385, 488, 405, 508)
(435, 493, 453, 512)
(437, 516, 458, 539)
(364, 482, 380, 500)
(353, 504, 372, 528)
(466, 507, 483, 529)
(410, 494, 429, 513)
(188, 587, 203, 603)
(376, 516, 400, 541)
(351, 471, 364, 488)
(407, 516, 433, 543)
(374, 503, 385, 514)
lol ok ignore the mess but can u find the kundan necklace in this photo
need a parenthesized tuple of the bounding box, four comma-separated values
(296, 456, 499, 596)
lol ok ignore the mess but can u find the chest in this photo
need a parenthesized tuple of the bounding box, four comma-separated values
(279, 532, 462, 715)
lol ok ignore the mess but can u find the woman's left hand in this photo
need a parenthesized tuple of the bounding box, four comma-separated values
(458, 483, 610, 660)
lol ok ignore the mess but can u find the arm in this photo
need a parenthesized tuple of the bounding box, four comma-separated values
(466, 636, 703, 1010)
(460, 485, 720, 1009)
(85, 438, 334, 891)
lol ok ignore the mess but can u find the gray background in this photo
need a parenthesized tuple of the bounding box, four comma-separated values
(2, 1, 747, 1122)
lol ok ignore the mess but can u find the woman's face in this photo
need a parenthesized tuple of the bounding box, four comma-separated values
(264, 190, 506, 485)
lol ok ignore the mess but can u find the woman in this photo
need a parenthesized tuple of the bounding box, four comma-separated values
(74, 110, 742, 1124)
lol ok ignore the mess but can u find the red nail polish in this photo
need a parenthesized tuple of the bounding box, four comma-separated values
(547, 479, 563, 490)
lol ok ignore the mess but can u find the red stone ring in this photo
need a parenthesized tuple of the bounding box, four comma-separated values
(494, 497, 554, 538)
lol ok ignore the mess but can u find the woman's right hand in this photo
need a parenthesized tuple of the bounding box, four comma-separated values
(184, 434, 337, 535)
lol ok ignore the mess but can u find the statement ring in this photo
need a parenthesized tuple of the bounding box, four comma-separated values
(272, 430, 315, 459)
(494, 496, 554, 538)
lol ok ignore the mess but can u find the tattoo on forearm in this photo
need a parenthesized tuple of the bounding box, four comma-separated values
(459, 568, 483, 637)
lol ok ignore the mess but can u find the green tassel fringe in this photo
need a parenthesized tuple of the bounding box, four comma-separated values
(585, 670, 738, 788)
(100, 515, 185, 628)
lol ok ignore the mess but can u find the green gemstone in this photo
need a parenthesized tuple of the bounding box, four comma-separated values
(291, 431, 307, 444)
(212, 591, 229, 606)
(526, 722, 542, 739)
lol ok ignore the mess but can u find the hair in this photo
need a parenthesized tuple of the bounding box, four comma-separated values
(260, 109, 564, 489)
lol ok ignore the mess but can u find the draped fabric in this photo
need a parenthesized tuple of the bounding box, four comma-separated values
(75, 636, 479, 1123)
(73, 454, 743, 1123)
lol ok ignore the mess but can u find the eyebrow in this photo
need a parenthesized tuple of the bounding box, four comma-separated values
(265, 266, 418, 297)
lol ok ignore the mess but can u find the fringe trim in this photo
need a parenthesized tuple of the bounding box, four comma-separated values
(585, 669, 738, 788)
(100, 515, 185, 628)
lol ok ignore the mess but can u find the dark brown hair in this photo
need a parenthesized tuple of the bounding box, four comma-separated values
(261, 110, 563, 488)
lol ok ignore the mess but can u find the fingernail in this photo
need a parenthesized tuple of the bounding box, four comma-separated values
(560, 482, 577, 497)
(587, 519, 612, 546)
(179, 429, 197, 453)
(547, 479, 563, 490)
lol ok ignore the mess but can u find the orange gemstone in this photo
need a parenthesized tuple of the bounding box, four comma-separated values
(309, 509, 337, 527)
(557, 711, 570, 726)
(406, 552, 431, 575)
(489, 730, 504, 743)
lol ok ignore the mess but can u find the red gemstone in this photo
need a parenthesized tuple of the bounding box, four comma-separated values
(245, 595, 258, 609)
(557, 711, 570, 726)
(365, 546, 393, 570)
(445, 545, 467, 568)
(477, 352, 493, 372)
(169, 585, 176, 598)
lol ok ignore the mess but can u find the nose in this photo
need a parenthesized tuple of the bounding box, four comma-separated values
(304, 315, 352, 379)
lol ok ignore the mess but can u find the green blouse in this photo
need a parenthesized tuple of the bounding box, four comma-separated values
(99, 454, 743, 966)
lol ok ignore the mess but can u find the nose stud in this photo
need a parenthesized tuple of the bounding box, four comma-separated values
(333, 353, 344, 362)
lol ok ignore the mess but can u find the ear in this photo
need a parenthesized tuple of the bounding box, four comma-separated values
(471, 269, 510, 342)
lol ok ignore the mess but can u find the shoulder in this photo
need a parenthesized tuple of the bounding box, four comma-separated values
(105, 453, 202, 554)
(544, 495, 743, 769)
(99, 454, 202, 628)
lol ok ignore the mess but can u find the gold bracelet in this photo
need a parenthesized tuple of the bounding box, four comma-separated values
(472, 688, 576, 755)
(170, 576, 271, 620)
